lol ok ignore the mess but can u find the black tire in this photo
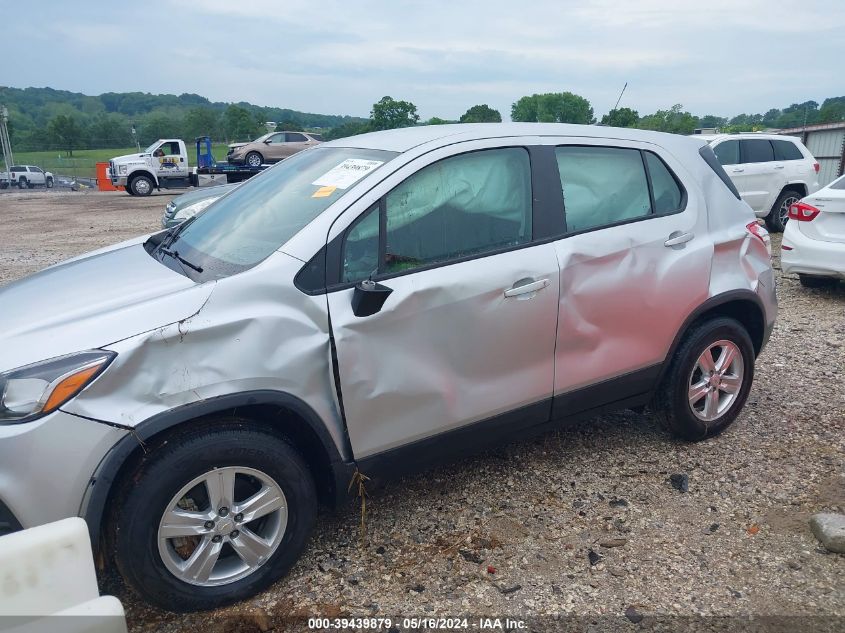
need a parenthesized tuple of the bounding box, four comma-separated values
(245, 151, 263, 168)
(46, 177, 53, 188)
(129, 174, 154, 196)
(799, 274, 838, 288)
(125, 187, 136, 196)
(653, 317, 755, 441)
(111, 421, 317, 612)
(17, 177, 26, 189)
(765, 189, 802, 233)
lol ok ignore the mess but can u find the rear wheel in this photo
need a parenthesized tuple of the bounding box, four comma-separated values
(799, 274, 838, 288)
(17, 178, 27, 189)
(245, 151, 263, 168)
(654, 317, 755, 441)
(766, 190, 801, 233)
(112, 422, 317, 612)
(130, 174, 154, 196)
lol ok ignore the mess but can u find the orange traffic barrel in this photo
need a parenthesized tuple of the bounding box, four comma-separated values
(96, 162, 123, 191)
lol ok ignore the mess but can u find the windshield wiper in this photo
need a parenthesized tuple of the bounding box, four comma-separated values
(160, 214, 199, 251)
(160, 247, 204, 273)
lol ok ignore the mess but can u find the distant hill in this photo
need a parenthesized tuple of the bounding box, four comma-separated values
(0, 86, 368, 152)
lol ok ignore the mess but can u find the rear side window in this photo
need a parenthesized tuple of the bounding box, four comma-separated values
(698, 145, 741, 200)
(644, 152, 683, 214)
(285, 132, 308, 142)
(772, 139, 804, 161)
(741, 139, 774, 163)
(713, 140, 739, 166)
(10, 166, 24, 171)
(554, 146, 651, 232)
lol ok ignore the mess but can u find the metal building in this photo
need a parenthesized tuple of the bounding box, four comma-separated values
(777, 121, 845, 187)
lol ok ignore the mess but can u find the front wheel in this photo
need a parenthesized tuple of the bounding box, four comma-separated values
(766, 190, 801, 233)
(129, 174, 154, 196)
(112, 422, 317, 612)
(245, 151, 263, 168)
(46, 177, 54, 188)
(653, 317, 755, 441)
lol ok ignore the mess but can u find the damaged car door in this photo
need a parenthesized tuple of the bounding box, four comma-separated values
(326, 144, 561, 463)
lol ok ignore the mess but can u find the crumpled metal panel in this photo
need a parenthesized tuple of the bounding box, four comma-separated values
(62, 251, 349, 460)
(327, 245, 560, 459)
(0, 243, 212, 373)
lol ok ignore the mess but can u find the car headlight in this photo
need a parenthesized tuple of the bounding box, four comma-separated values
(119, 165, 128, 175)
(173, 197, 217, 221)
(0, 351, 115, 424)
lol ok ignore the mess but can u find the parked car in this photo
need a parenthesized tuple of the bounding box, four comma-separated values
(161, 183, 240, 229)
(0, 165, 54, 189)
(781, 172, 845, 287)
(702, 133, 819, 232)
(226, 131, 321, 167)
(0, 124, 776, 612)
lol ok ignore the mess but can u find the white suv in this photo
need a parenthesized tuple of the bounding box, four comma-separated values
(703, 134, 819, 232)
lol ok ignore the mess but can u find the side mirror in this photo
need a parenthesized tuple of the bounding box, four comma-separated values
(351, 280, 393, 317)
(264, 139, 272, 144)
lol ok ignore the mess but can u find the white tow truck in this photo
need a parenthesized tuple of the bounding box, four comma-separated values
(108, 137, 267, 196)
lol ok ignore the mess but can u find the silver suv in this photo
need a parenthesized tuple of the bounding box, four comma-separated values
(0, 124, 776, 611)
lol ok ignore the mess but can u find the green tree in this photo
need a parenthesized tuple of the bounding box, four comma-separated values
(425, 117, 452, 125)
(47, 114, 85, 156)
(223, 104, 260, 141)
(324, 121, 372, 140)
(696, 114, 727, 129)
(818, 97, 845, 123)
(183, 107, 220, 140)
(370, 96, 419, 130)
(139, 112, 183, 145)
(459, 104, 502, 123)
(511, 92, 593, 124)
(87, 113, 132, 148)
(600, 107, 639, 127)
(637, 104, 697, 135)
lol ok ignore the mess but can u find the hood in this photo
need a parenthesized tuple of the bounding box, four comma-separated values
(0, 242, 215, 372)
(228, 143, 249, 150)
(111, 152, 149, 165)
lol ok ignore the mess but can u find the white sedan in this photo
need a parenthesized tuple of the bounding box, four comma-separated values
(781, 173, 845, 287)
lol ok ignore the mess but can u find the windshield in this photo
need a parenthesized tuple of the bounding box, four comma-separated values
(165, 146, 397, 279)
(143, 141, 160, 154)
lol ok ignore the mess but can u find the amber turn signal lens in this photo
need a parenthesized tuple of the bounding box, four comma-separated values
(42, 363, 106, 413)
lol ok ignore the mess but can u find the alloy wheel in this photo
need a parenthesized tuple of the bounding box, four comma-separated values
(779, 195, 800, 226)
(157, 466, 288, 587)
(687, 340, 744, 422)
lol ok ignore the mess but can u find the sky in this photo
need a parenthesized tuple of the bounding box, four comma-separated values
(5, 0, 845, 121)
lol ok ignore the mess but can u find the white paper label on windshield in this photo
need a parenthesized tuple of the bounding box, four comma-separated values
(312, 159, 384, 189)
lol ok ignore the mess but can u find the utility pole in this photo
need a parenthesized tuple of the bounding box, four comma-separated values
(609, 82, 628, 126)
(0, 105, 14, 176)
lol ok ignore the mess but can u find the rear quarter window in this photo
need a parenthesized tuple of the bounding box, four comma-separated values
(772, 139, 804, 161)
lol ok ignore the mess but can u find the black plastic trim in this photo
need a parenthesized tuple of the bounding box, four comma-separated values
(81, 390, 352, 548)
(552, 364, 661, 420)
(0, 499, 22, 537)
(699, 144, 742, 199)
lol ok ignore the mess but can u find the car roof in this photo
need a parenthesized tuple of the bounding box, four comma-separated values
(696, 133, 801, 143)
(322, 123, 709, 154)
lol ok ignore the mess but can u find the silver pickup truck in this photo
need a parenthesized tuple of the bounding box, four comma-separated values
(0, 165, 54, 189)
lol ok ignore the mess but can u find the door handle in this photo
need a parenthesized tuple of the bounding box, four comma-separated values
(774, 164, 784, 170)
(731, 168, 744, 173)
(504, 278, 549, 297)
(664, 231, 694, 247)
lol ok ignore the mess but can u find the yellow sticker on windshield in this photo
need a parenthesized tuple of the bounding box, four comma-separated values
(312, 185, 337, 198)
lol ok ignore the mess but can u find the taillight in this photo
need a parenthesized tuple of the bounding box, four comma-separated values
(746, 221, 771, 256)
(788, 201, 820, 222)
(813, 162, 820, 173)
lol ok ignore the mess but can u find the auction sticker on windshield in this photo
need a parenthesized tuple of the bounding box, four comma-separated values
(312, 159, 384, 189)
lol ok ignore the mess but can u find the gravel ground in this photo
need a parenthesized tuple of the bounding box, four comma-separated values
(1, 191, 843, 631)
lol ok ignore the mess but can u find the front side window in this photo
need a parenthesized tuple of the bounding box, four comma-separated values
(265, 133, 284, 144)
(29, 167, 43, 173)
(741, 139, 774, 163)
(555, 146, 651, 233)
(772, 139, 803, 161)
(165, 147, 397, 279)
(712, 140, 739, 166)
(342, 147, 533, 282)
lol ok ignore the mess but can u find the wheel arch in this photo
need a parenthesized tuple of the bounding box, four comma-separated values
(128, 170, 158, 187)
(82, 390, 355, 552)
(654, 290, 768, 390)
(781, 182, 808, 199)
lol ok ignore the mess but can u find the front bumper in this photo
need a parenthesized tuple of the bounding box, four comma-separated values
(0, 410, 129, 532)
(111, 176, 129, 187)
(782, 227, 845, 280)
